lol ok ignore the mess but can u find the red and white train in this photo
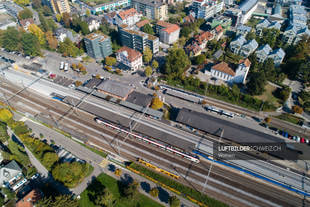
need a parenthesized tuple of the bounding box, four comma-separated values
(94, 117, 200, 163)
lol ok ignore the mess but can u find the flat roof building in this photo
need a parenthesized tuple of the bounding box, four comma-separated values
(84, 33, 112, 59)
(132, 0, 168, 20)
(97, 79, 134, 100)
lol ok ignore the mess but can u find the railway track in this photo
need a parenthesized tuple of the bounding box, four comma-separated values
(0, 81, 308, 207)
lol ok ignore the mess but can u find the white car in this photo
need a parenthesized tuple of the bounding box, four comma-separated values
(60, 61, 64, 70)
(64, 63, 69, 71)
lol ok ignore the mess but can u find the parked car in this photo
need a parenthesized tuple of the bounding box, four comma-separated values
(64, 63, 69, 71)
(60, 61, 64, 70)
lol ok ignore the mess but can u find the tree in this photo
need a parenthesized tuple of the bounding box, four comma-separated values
(231, 84, 240, 100)
(21, 33, 41, 56)
(71, 63, 77, 70)
(42, 5, 53, 16)
(151, 97, 163, 110)
(164, 48, 191, 76)
(144, 66, 152, 77)
(62, 13, 71, 28)
(45, 31, 58, 50)
(105, 56, 117, 66)
(79, 21, 90, 35)
(74, 81, 82, 87)
(86, 9, 91, 17)
(56, 14, 62, 22)
(246, 72, 266, 95)
(264, 117, 271, 123)
(58, 38, 81, 57)
(194, 54, 206, 65)
(246, 32, 256, 40)
(37, 195, 79, 207)
(169, 196, 180, 207)
(94, 188, 115, 207)
(142, 24, 154, 35)
(292, 105, 303, 114)
(14, 0, 30, 6)
(143, 47, 152, 63)
(152, 60, 159, 69)
(38, 12, 49, 32)
(28, 24, 46, 45)
(180, 26, 191, 38)
(3, 27, 21, 51)
(149, 187, 159, 197)
(42, 152, 58, 170)
(18, 8, 33, 20)
(115, 168, 121, 176)
(124, 181, 139, 199)
(32, 0, 42, 9)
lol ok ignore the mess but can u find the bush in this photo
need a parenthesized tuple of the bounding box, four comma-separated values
(169, 196, 180, 207)
(151, 97, 163, 110)
(292, 105, 303, 114)
(115, 168, 121, 176)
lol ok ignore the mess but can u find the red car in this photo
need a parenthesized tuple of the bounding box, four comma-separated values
(300, 137, 305, 143)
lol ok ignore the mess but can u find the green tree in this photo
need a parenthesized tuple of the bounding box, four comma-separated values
(194, 54, 206, 65)
(144, 66, 152, 77)
(42, 5, 53, 16)
(143, 47, 153, 63)
(246, 72, 266, 95)
(32, 0, 42, 9)
(58, 38, 81, 57)
(52, 162, 91, 188)
(180, 26, 191, 38)
(37, 195, 79, 207)
(164, 48, 190, 76)
(0, 193, 4, 206)
(38, 12, 49, 32)
(79, 21, 90, 35)
(18, 8, 33, 20)
(142, 24, 154, 35)
(151, 97, 163, 110)
(246, 31, 256, 40)
(14, 0, 30, 6)
(231, 84, 240, 100)
(123, 181, 139, 199)
(152, 60, 159, 69)
(21, 33, 41, 56)
(149, 187, 159, 197)
(169, 196, 180, 207)
(56, 14, 62, 22)
(105, 56, 117, 66)
(94, 188, 115, 207)
(42, 152, 59, 170)
(3, 27, 21, 51)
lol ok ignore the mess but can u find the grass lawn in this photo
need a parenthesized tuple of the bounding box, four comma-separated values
(274, 113, 304, 125)
(79, 173, 164, 207)
(255, 84, 281, 107)
(80, 0, 111, 6)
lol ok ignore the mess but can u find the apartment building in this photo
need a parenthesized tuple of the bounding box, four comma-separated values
(155, 21, 180, 44)
(191, 0, 224, 20)
(131, 0, 168, 20)
(119, 24, 159, 54)
(84, 33, 112, 59)
(115, 8, 142, 26)
(49, 0, 71, 14)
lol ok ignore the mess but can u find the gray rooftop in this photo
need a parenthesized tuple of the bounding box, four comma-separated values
(97, 79, 134, 99)
(176, 108, 284, 143)
(243, 39, 258, 50)
(231, 35, 247, 47)
(237, 24, 252, 33)
(126, 91, 152, 107)
(239, 0, 258, 13)
(256, 44, 272, 56)
(269, 48, 285, 59)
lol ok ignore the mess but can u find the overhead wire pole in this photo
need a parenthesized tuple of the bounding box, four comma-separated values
(202, 128, 224, 193)
(117, 105, 149, 156)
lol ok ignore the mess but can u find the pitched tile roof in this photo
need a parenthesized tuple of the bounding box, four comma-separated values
(136, 19, 150, 28)
(118, 8, 139, 20)
(19, 18, 34, 27)
(195, 31, 213, 44)
(162, 24, 180, 34)
(215, 25, 223, 33)
(16, 189, 42, 207)
(117, 46, 142, 62)
(239, 58, 251, 67)
(212, 62, 235, 76)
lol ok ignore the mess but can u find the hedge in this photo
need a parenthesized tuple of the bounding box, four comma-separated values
(129, 163, 228, 207)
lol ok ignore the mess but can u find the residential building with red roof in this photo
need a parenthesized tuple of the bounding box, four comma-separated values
(155, 21, 180, 44)
(16, 189, 42, 207)
(185, 31, 213, 57)
(211, 25, 224, 40)
(116, 46, 143, 71)
(19, 18, 34, 31)
(135, 19, 150, 29)
(115, 8, 142, 26)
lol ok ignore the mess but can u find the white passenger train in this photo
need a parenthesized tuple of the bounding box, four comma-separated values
(94, 117, 200, 163)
